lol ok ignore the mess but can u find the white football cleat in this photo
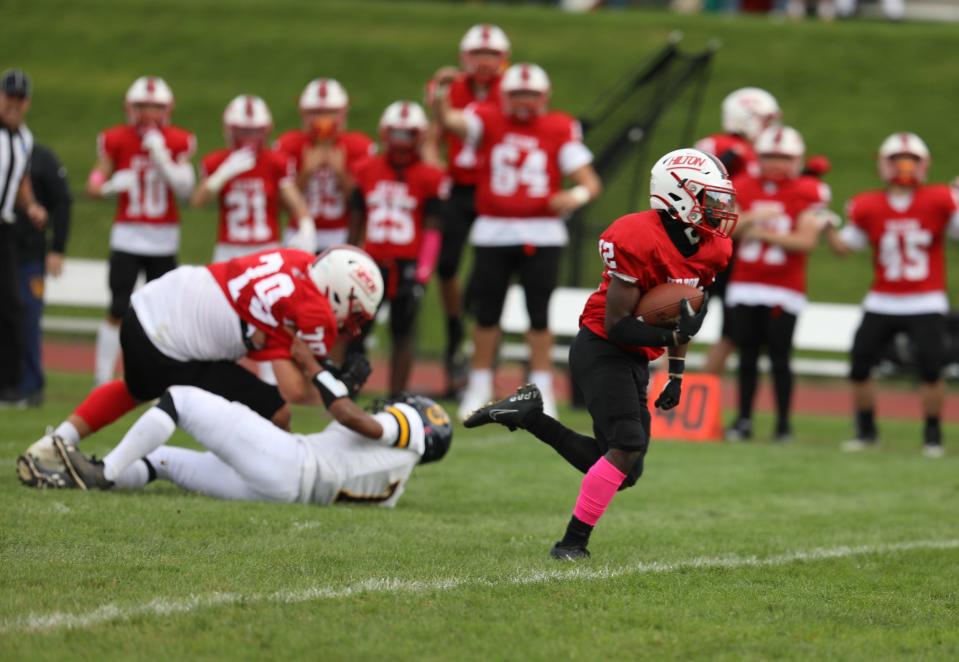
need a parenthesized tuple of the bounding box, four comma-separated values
(922, 443, 945, 459)
(24, 428, 67, 470)
(840, 438, 876, 453)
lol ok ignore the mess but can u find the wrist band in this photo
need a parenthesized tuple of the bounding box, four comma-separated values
(569, 185, 590, 207)
(667, 356, 686, 379)
(311, 370, 349, 408)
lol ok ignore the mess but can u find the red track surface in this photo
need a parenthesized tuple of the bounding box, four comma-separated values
(43, 339, 958, 422)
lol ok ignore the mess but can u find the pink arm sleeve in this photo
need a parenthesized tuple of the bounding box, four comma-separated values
(416, 228, 443, 284)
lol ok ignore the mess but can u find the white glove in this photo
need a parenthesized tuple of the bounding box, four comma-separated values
(142, 129, 170, 161)
(205, 148, 257, 194)
(814, 209, 842, 230)
(100, 169, 138, 196)
(290, 217, 317, 253)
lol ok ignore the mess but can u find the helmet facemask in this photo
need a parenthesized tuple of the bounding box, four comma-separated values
(882, 153, 926, 188)
(664, 172, 738, 239)
(504, 90, 547, 123)
(383, 127, 421, 167)
(461, 48, 507, 84)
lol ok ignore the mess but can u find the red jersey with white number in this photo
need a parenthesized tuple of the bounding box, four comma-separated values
(274, 130, 375, 231)
(97, 124, 195, 224)
(729, 174, 830, 296)
(579, 210, 732, 360)
(353, 156, 450, 263)
(200, 148, 294, 246)
(467, 105, 589, 220)
(442, 73, 500, 186)
(846, 185, 957, 295)
(207, 249, 338, 361)
(694, 133, 758, 179)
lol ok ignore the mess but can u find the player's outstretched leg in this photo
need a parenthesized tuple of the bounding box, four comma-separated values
(466, 383, 606, 474)
(463, 383, 544, 431)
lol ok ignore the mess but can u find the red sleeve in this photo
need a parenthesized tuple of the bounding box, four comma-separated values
(201, 151, 227, 180)
(248, 295, 338, 361)
(938, 184, 958, 217)
(427, 166, 451, 201)
(98, 128, 120, 163)
(274, 132, 303, 167)
(600, 218, 649, 286)
(168, 128, 196, 160)
(846, 194, 867, 229)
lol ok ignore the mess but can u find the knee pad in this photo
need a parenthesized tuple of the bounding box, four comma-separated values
(917, 358, 942, 383)
(468, 294, 503, 328)
(608, 414, 649, 456)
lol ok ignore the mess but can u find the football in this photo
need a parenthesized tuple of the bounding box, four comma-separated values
(635, 283, 705, 328)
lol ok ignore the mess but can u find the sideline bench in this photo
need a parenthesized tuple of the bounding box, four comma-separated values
(499, 284, 863, 377)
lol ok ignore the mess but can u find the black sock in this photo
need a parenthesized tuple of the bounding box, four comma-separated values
(446, 316, 463, 362)
(523, 410, 603, 473)
(924, 416, 941, 445)
(142, 458, 157, 483)
(855, 409, 877, 441)
(559, 515, 593, 548)
(156, 390, 179, 424)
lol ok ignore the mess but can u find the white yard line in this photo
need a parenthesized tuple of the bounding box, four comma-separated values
(4, 538, 958, 634)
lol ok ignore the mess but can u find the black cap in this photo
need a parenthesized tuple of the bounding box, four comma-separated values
(1, 69, 31, 97)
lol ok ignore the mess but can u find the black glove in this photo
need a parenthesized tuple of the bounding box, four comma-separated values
(674, 295, 708, 344)
(339, 353, 372, 397)
(654, 376, 682, 410)
(321, 354, 372, 399)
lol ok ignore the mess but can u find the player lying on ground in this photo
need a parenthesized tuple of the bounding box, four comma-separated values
(21, 385, 451, 507)
(464, 148, 735, 560)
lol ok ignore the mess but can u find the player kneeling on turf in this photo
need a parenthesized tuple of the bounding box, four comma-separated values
(24, 385, 451, 506)
(465, 148, 735, 560)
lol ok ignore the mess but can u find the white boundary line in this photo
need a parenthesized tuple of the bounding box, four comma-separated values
(3, 538, 958, 634)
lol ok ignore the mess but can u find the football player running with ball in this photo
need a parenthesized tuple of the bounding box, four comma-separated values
(825, 132, 959, 457)
(348, 101, 451, 397)
(465, 149, 736, 560)
(192, 95, 313, 262)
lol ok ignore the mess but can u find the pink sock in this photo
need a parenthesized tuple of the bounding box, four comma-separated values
(572, 456, 627, 526)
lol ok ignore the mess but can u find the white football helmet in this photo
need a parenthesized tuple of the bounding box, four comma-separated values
(754, 126, 805, 179)
(125, 76, 174, 127)
(308, 245, 384, 337)
(222, 95, 273, 150)
(500, 63, 550, 122)
(299, 78, 349, 139)
(721, 87, 781, 142)
(649, 148, 738, 238)
(459, 24, 510, 82)
(878, 132, 930, 186)
(379, 101, 429, 166)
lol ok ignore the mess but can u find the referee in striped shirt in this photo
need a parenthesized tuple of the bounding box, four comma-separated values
(1, 69, 48, 405)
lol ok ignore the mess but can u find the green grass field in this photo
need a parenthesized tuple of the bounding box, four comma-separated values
(2, 372, 958, 658)
(6, 2, 959, 658)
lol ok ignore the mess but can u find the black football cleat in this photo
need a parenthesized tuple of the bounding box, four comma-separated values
(463, 383, 543, 431)
(550, 542, 591, 561)
(16, 453, 78, 489)
(53, 437, 114, 491)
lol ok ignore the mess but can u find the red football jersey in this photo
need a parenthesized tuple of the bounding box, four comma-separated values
(442, 73, 501, 186)
(846, 184, 957, 295)
(274, 130, 375, 231)
(97, 124, 196, 224)
(353, 156, 451, 263)
(694, 133, 758, 179)
(729, 174, 830, 295)
(207, 249, 338, 361)
(468, 105, 586, 219)
(200, 148, 294, 246)
(579, 210, 732, 360)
